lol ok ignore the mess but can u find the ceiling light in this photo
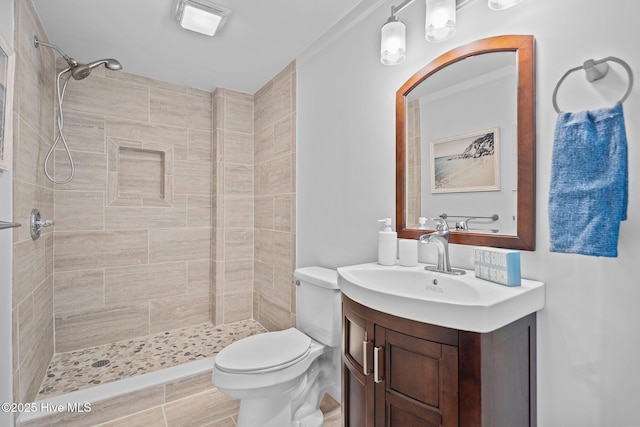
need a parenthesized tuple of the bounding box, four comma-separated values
(380, 0, 524, 65)
(381, 16, 407, 66)
(175, 0, 231, 36)
(487, 0, 523, 10)
(425, 0, 457, 43)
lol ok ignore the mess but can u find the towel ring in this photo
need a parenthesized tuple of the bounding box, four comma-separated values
(552, 56, 634, 113)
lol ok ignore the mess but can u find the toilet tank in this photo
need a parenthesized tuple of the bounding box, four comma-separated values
(294, 266, 341, 348)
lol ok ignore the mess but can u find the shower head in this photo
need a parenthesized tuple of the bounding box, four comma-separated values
(34, 36, 123, 80)
(69, 59, 123, 80)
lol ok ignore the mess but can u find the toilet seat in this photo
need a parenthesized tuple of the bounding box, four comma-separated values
(215, 328, 312, 373)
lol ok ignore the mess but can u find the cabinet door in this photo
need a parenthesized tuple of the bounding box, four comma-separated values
(343, 305, 375, 427)
(376, 328, 459, 427)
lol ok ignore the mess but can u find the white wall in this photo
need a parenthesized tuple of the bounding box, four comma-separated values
(0, 2, 14, 425)
(297, 0, 640, 425)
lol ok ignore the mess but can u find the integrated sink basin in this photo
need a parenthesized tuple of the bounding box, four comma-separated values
(337, 263, 545, 333)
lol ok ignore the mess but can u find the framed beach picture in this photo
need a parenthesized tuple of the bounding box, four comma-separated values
(0, 32, 15, 172)
(429, 127, 500, 194)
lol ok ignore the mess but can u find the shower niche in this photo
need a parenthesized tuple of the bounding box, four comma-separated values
(107, 138, 174, 207)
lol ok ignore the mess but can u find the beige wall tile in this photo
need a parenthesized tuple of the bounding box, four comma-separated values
(95, 407, 166, 427)
(253, 260, 273, 297)
(254, 125, 274, 166)
(270, 68, 294, 124)
(54, 150, 107, 192)
(257, 155, 293, 195)
(273, 193, 293, 233)
(208, 416, 237, 427)
(224, 196, 253, 228)
(13, 238, 46, 306)
(105, 196, 187, 230)
(224, 91, 253, 134)
(105, 262, 188, 306)
(165, 372, 216, 403)
(54, 230, 148, 272)
(223, 130, 253, 165)
(64, 74, 150, 122)
(272, 267, 293, 312)
(224, 260, 253, 295)
(174, 160, 212, 196)
(254, 81, 274, 133)
(54, 269, 105, 313)
(223, 292, 253, 323)
(13, 117, 51, 187)
(254, 195, 274, 230)
(188, 129, 213, 162)
(224, 228, 253, 261)
(188, 260, 211, 296)
(55, 303, 149, 352)
(273, 115, 295, 157)
(106, 68, 188, 94)
(223, 163, 252, 195)
(150, 88, 212, 132)
(62, 110, 106, 154)
(149, 228, 210, 263)
(164, 389, 240, 427)
(187, 195, 212, 227)
(256, 294, 291, 331)
(149, 294, 210, 333)
(54, 191, 104, 231)
(106, 118, 189, 161)
(20, 386, 165, 427)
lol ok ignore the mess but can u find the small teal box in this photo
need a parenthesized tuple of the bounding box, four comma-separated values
(473, 247, 521, 287)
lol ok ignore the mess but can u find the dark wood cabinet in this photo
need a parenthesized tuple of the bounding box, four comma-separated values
(342, 294, 536, 427)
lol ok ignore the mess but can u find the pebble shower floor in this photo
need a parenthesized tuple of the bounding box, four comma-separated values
(36, 320, 266, 399)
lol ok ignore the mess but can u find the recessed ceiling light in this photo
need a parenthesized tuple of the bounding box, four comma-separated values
(175, 0, 231, 36)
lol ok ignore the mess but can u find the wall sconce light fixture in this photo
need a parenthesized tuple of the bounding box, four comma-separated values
(380, 0, 523, 65)
(175, 0, 231, 36)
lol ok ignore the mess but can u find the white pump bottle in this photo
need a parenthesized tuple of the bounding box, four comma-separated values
(378, 218, 397, 266)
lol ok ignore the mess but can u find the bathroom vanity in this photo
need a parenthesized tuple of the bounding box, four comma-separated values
(342, 295, 536, 427)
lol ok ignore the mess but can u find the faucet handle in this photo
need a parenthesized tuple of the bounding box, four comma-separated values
(428, 217, 449, 232)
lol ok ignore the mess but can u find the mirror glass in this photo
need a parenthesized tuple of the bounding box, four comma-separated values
(396, 35, 536, 250)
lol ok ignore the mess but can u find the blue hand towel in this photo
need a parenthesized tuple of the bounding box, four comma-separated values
(549, 102, 628, 257)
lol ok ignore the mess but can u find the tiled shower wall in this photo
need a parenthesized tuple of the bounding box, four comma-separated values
(52, 67, 213, 353)
(12, 0, 56, 404)
(253, 63, 297, 331)
(212, 62, 297, 330)
(211, 88, 255, 324)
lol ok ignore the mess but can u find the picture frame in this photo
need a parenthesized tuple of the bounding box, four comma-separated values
(429, 127, 500, 194)
(0, 32, 15, 172)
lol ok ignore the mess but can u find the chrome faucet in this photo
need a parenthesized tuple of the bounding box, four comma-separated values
(419, 218, 465, 276)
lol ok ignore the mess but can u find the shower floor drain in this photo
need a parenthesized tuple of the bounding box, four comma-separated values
(91, 359, 110, 368)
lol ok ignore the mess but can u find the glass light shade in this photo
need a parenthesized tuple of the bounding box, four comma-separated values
(175, 0, 231, 36)
(425, 0, 456, 43)
(180, 5, 222, 35)
(380, 20, 406, 66)
(488, 0, 523, 10)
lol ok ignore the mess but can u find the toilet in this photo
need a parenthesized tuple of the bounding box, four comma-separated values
(212, 266, 341, 427)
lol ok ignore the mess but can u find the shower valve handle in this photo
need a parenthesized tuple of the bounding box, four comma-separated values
(29, 208, 55, 241)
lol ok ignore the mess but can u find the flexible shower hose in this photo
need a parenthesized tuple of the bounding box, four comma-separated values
(43, 66, 75, 184)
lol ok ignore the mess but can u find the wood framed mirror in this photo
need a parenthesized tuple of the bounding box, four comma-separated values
(396, 34, 536, 250)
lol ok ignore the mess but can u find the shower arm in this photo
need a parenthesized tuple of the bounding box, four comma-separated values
(34, 36, 78, 66)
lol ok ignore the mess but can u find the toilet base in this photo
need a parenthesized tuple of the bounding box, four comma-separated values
(234, 354, 335, 427)
(236, 395, 294, 427)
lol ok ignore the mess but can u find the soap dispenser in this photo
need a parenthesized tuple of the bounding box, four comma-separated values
(418, 217, 428, 229)
(378, 218, 397, 266)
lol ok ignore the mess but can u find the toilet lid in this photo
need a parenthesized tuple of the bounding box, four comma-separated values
(215, 328, 312, 373)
